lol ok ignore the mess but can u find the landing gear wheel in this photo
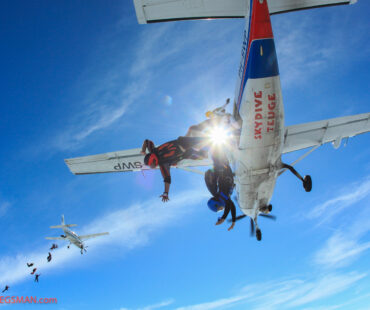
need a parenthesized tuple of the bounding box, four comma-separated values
(268, 204, 272, 212)
(256, 229, 262, 241)
(67, 245, 70, 249)
(303, 175, 312, 192)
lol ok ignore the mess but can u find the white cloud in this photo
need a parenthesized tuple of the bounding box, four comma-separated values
(0, 190, 207, 286)
(312, 202, 370, 269)
(287, 273, 366, 308)
(313, 233, 370, 268)
(273, 7, 368, 88)
(138, 299, 175, 310)
(48, 19, 242, 152)
(307, 178, 370, 222)
(171, 272, 366, 310)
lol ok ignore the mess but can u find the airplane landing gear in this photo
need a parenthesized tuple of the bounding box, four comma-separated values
(251, 218, 262, 241)
(303, 175, 312, 192)
(67, 245, 70, 249)
(256, 228, 262, 241)
(282, 163, 312, 192)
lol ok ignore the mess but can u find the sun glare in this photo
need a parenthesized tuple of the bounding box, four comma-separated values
(208, 126, 229, 145)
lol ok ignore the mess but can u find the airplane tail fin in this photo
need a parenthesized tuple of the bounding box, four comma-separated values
(50, 215, 77, 229)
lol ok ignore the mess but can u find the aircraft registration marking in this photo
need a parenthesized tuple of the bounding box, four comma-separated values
(114, 162, 143, 171)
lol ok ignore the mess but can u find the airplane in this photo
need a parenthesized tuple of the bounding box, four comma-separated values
(46, 215, 109, 254)
(64, 0, 369, 241)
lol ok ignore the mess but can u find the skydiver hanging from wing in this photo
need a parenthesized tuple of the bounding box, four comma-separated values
(141, 136, 208, 202)
(205, 148, 236, 231)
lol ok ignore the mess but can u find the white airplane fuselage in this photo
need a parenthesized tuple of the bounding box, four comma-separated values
(63, 227, 84, 250)
(232, 0, 284, 218)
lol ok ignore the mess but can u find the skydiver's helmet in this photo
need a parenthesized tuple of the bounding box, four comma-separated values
(205, 111, 214, 119)
(207, 196, 226, 212)
(144, 153, 159, 168)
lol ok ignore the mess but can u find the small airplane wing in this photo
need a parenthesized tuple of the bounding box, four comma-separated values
(268, 0, 357, 15)
(283, 112, 370, 154)
(78, 232, 109, 241)
(45, 237, 65, 240)
(65, 148, 146, 175)
(65, 148, 212, 175)
(133, 0, 356, 24)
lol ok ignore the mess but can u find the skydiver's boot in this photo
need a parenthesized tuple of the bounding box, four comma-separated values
(282, 163, 312, 192)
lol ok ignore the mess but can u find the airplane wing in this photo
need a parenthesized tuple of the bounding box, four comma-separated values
(45, 237, 65, 240)
(78, 232, 109, 241)
(133, 0, 356, 24)
(283, 112, 370, 154)
(65, 148, 212, 175)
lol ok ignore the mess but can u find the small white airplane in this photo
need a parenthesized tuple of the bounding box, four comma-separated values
(64, 0, 369, 241)
(46, 215, 109, 254)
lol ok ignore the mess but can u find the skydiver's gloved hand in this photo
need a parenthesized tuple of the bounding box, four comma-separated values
(160, 192, 169, 202)
(215, 218, 225, 225)
(228, 222, 235, 231)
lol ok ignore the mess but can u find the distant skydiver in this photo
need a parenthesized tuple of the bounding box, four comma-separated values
(50, 244, 58, 250)
(47, 252, 52, 262)
(141, 136, 208, 202)
(27, 263, 34, 267)
(206, 149, 236, 231)
(30, 268, 37, 275)
(2, 286, 9, 293)
(34, 274, 40, 282)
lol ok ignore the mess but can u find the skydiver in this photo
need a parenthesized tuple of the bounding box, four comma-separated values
(50, 244, 58, 250)
(2, 286, 9, 293)
(185, 98, 240, 138)
(30, 268, 37, 275)
(34, 274, 40, 282)
(27, 263, 34, 267)
(141, 136, 208, 202)
(47, 252, 52, 262)
(205, 149, 236, 231)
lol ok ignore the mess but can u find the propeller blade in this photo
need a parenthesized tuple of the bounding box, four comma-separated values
(250, 218, 255, 237)
(259, 214, 277, 221)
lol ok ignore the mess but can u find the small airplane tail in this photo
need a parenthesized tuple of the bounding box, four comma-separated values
(133, 0, 356, 24)
(50, 215, 77, 229)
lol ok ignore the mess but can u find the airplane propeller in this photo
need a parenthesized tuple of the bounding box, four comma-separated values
(259, 213, 277, 221)
(228, 213, 277, 239)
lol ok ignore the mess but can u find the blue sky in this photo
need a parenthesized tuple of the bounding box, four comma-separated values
(0, 1, 369, 309)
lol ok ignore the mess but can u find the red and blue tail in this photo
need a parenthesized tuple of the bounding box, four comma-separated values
(235, 0, 279, 112)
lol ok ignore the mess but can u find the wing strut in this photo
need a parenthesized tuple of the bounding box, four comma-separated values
(176, 167, 205, 176)
(278, 144, 320, 177)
